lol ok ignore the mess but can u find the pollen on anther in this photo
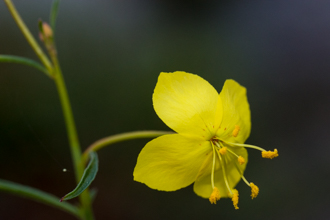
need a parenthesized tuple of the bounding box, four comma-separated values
(209, 187, 220, 204)
(232, 189, 239, 209)
(237, 156, 245, 165)
(232, 125, 240, 137)
(262, 149, 279, 159)
(219, 147, 227, 155)
(250, 182, 259, 199)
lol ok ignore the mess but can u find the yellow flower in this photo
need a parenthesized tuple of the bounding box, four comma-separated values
(133, 71, 278, 208)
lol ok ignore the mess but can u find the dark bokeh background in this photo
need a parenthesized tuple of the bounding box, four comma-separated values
(1, 0, 330, 219)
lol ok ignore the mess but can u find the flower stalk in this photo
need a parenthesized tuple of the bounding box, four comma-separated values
(82, 130, 173, 163)
(4, 1, 93, 219)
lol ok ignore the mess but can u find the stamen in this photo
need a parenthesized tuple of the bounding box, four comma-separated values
(210, 142, 216, 189)
(215, 146, 233, 196)
(221, 145, 244, 165)
(219, 147, 227, 155)
(232, 125, 240, 137)
(237, 156, 245, 165)
(262, 149, 278, 159)
(241, 175, 250, 186)
(230, 154, 252, 188)
(223, 141, 266, 151)
(250, 182, 259, 199)
(232, 189, 239, 209)
(209, 187, 221, 204)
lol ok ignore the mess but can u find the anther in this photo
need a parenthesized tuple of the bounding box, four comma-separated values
(232, 189, 239, 209)
(219, 147, 227, 155)
(237, 156, 245, 165)
(209, 187, 221, 204)
(250, 182, 259, 199)
(232, 125, 240, 137)
(262, 149, 278, 159)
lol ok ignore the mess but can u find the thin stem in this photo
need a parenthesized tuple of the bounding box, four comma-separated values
(223, 141, 266, 152)
(225, 147, 240, 158)
(4, 0, 92, 219)
(241, 175, 250, 186)
(82, 130, 173, 163)
(4, 0, 53, 74)
(0, 179, 80, 219)
(52, 56, 81, 183)
(0, 55, 50, 76)
(51, 55, 94, 220)
(230, 155, 250, 186)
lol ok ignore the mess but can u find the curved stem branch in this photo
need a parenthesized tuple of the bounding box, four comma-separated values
(0, 55, 50, 76)
(82, 130, 173, 163)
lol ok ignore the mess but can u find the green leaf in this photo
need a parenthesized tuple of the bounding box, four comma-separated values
(50, 0, 60, 32)
(0, 55, 50, 76)
(0, 179, 80, 218)
(61, 151, 99, 202)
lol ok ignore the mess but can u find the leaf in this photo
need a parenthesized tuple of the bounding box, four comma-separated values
(60, 151, 99, 202)
(0, 55, 50, 76)
(50, 0, 60, 32)
(0, 179, 80, 218)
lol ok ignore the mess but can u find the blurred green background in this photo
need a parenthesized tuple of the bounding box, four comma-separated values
(1, 0, 330, 219)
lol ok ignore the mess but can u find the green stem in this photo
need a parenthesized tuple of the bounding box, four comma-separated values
(82, 130, 173, 163)
(50, 53, 81, 186)
(51, 55, 94, 220)
(4, 0, 53, 74)
(4, 1, 93, 219)
(0, 179, 80, 219)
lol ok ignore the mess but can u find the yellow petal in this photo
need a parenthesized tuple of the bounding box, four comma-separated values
(193, 147, 248, 198)
(216, 79, 251, 143)
(133, 134, 211, 191)
(153, 72, 222, 140)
